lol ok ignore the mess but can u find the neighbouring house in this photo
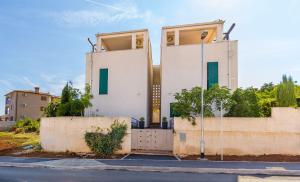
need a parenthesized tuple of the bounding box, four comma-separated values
(160, 20, 238, 121)
(85, 29, 153, 127)
(86, 20, 238, 127)
(4, 87, 58, 121)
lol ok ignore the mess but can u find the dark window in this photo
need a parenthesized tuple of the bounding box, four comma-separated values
(41, 96, 47, 101)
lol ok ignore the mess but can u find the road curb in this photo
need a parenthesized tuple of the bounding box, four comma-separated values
(1, 162, 300, 176)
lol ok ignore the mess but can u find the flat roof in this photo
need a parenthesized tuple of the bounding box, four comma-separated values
(96, 29, 148, 37)
(162, 19, 225, 30)
(5, 90, 57, 97)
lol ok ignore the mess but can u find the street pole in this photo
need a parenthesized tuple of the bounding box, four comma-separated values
(200, 32, 207, 159)
(220, 101, 224, 161)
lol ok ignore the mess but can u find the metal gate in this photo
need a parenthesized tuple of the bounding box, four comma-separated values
(131, 129, 173, 152)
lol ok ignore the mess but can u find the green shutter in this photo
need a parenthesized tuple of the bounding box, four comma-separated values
(99, 68, 108, 94)
(207, 62, 218, 89)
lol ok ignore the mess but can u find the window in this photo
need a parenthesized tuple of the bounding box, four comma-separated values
(5, 97, 11, 105)
(22, 93, 27, 97)
(21, 103, 27, 108)
(99, 68, 108, 95)
(5, 107, 9, 115)
(166, 31, 175, 46)
(207, 62, 219, 89)
(41, 96, 47, 101)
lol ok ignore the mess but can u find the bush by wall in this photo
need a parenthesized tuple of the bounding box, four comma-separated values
(85, 120, 127, 157)
(15, 117, 40, 133)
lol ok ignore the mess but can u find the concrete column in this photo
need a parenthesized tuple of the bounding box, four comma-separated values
(97, 37, 102, 52)
(216, 24, 224, 41)
(143, 33, 147, 49)
(132, 33, 136, 49)
(174, 29, 179, 46)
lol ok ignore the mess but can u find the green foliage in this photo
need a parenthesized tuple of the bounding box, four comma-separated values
(44, 98, 60, 117)
(44, 83, 93, 117)
(139, 117, 145, 122)
(256, 82, 276, 117)
(81, 84, 94, 108)
(85, 121, 127, 157)
(172, 86, 232, 124)
(276, 75, 297, 107)
(206, 85, 234, 112)
(225, 87, 261, 117)
(15, 118, 40, 133)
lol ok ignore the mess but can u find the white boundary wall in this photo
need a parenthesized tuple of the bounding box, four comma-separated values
(40, 117, 131, 154)
(173, 107, 300, 155)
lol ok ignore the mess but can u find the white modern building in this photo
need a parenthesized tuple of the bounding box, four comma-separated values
(86, 29, 153, 127)
(160, 20, 238, 121)
(86, 20, 238, 127)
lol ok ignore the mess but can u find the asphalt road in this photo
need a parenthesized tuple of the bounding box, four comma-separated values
(0, 166, 244, 182)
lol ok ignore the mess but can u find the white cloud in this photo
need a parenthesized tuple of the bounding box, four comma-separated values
(22, 76, 38, 87)
(40, 73, 85, 96)
(50, 0, 150, 26)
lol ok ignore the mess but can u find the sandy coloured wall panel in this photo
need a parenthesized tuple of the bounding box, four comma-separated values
(173, 108, 300, 155)
(40, 117, 131, 154)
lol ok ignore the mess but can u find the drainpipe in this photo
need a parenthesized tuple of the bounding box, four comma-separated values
(88, 38, 95, 116)
(227, 40, 230, 89)
(223, 23, 235, 89)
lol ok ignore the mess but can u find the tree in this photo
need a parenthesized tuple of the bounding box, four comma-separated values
(44, 98, 60, 117)
(205, 85, 233, 113)
(256, 82, 276, 117)
(81, 83, 93, 108)
(172, 85, 233, 124)
(276, 75, 297, 107)
(225, 87, 261, 117)
(44, 83, 93, 117)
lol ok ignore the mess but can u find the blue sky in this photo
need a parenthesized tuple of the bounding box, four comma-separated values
(1, 0, 300, 115)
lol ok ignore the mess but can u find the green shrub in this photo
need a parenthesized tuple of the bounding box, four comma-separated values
(85, 120, 127, 157)
(15, 118, 40, 133)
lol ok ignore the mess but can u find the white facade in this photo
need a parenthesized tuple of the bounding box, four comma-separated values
(86, 29, 152, 126)
(160, 20, 238, 120)
(86, 20, 238, 126)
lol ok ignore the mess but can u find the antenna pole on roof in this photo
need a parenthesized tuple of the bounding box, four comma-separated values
(223, 23, 236, 40)
(88, 38, 95, 52)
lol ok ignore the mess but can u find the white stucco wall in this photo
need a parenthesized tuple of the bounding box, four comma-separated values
(161, 40, 238, 120)
(86, 31, 151, 125)
(40, 117, 131, 154)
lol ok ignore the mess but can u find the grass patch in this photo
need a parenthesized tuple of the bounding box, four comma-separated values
(0, 132, 40, 151)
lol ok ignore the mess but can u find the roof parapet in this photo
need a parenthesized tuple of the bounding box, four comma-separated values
(96, 29, 148, 37)
(162, 19, 225, 30)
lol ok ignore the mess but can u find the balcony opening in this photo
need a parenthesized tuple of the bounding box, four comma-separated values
(136, 34, 144, 49)
(179, 28, 217, 45)
(166, 31, 175, 46)
(101, 35, 132, 51)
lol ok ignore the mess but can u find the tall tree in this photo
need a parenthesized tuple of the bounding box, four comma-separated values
(225, 87, 261, 117)
(276, 75, 297, 107)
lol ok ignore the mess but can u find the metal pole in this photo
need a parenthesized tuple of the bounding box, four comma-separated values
(220, 101, 223, 161)
(200, 38, 205, 159)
